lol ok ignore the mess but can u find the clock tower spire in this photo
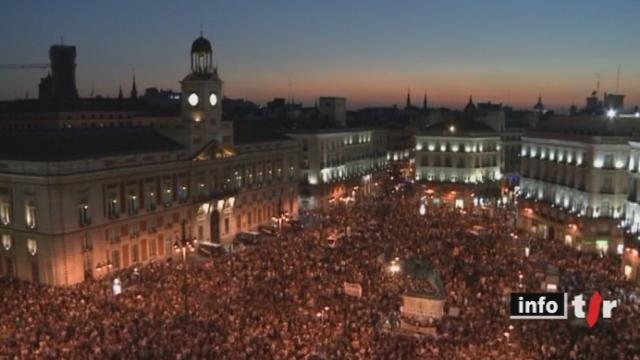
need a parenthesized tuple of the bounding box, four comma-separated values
(160, 33, 232, 156)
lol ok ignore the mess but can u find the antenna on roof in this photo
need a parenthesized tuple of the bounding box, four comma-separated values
(616, 64, 621, 93)
(287, 77, 293, 104)
(60, 36, 64, 45)
(199, 24, 203, 37)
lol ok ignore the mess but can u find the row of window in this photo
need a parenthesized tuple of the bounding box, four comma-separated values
(417, 142, 499, 153)
(522, 192, 622, 219)
(308, 134, 378, 153)
(522, 162, 623, 194)
(105, 235, 166, 271)
(319, 161, 386, 184)
(416, 170, 502, 184)
(320, 153, 385, 169)
(420, 154, 498, 168)
(0, 198, 37, 229)
(521, 146, 586, 166)
(1, 234, 37, 255)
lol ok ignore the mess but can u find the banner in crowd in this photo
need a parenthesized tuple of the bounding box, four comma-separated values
(399, 319, 437, 336)
(401, 294, 445, 319)
(344, 282, 362, 298)
(112, 278, 122, 296)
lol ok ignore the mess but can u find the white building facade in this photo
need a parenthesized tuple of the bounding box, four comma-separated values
(414, 119, 502, 208)
(0, 35, 299, 285)
(518, 133, 628, 254)
(288, 128, 388, 209)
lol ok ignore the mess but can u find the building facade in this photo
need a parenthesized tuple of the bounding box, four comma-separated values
(0, 36, 299, 285)
(415, 117, 502, 208)
(289, 128, 388, 209)
(518, 132, 628, 254)
(622, 138, 640, 281)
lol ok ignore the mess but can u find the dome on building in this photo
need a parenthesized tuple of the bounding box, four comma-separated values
(190, 35, 213, 74)
(191, 36, 212, 54)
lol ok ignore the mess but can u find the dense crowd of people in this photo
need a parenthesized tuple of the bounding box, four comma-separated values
(1, 180, 639, 359)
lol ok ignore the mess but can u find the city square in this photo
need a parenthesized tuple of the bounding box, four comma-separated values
(2, 2, 640, 359)
(1, 179, 638, 358)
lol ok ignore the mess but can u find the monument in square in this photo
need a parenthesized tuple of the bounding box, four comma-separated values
(398, 258, 446, 335)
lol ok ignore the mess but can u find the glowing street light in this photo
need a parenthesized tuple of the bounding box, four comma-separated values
(389, 263, 401, 273)
(606, 108, 617, 119)
(389, 258, 401, 274)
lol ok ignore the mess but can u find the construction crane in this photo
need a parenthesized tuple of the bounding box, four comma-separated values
(0, 63, 49, 70)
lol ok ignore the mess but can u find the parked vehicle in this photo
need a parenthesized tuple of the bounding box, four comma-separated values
(197, 241, 227, 257)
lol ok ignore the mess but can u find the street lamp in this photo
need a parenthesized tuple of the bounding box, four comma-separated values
(173, 218, 197, 318)
(389, 258, 401, 274)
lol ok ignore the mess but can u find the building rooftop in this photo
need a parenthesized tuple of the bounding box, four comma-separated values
(0, 97, 180, 117)
(0, 127, 183, 161)
(233, 121, 292, 144)
(419, 117, 496, 136)
(286, 126, 383, 135)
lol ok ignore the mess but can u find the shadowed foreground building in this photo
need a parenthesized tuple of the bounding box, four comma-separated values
(0, 35, 299, 285)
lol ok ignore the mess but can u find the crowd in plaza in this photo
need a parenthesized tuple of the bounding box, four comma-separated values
(1, 180, 640, 359)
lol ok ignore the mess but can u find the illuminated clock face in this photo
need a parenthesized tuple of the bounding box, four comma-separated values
(188, 93, 199, 107)
(209, 93, 218, 107)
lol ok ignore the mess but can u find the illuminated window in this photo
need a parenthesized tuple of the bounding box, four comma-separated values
(2, 234, 11, 251)
(27, 239, 37, 256)
(198, 182, 207, 196)
(0, 195, 11, 225)
(234, 172, 242, 189)
(145, 190, 156, 211)
(79, 202, 91, 226)
(178, 186, 188, 203)
(127, 194, 139, 215)
(108, 196, 119, 219)
(25, 200, 37, 229)
(163, 188, 173, 207)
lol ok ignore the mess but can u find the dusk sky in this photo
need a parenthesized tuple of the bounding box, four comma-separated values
(2, 0, 640, 111)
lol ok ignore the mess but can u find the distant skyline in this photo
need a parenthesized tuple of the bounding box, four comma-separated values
(2, 0, 640, 111)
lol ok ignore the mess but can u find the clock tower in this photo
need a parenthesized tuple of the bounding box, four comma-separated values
(178, 34, 233, 155)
